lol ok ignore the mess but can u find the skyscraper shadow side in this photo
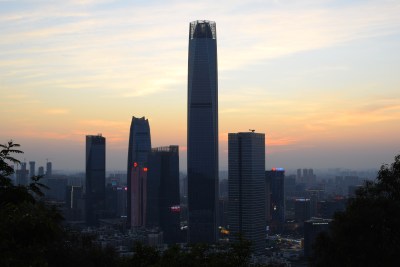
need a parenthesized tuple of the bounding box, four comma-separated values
(187, 20, 219, 244)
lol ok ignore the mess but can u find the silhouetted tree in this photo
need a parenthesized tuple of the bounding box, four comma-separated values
(311, 154, 400, 267)
(0, 141, 64, 266)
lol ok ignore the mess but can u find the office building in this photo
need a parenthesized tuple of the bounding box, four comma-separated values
(16, 162, 28, 186)
(147, 146, 180, 243)
(29, 161, 35, 177)
(65, 185, 84, 221)
(187, 20, 219, 244)
(85, 134, 106, 226)
(127, 116, 151, 228)
(266, 168, 285, 231)
(295, 198, 311, 223)
(38, 166, 44, 176)
(228, 132, 266, 254)
(45, 177, 68, 201)
(46, 161, 52, 178)
(304, 218, 332, 258)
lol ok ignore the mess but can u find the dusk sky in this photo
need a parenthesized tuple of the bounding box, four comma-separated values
(1, 0, 400, 172)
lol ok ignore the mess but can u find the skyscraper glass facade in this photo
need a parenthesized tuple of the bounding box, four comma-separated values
(127, 116, 151, 228)
(267, 169, 285, 229)
(187, 20, 219, 243)
(147, 146, 181, 243)
(228, 132, 266, 254)
(85, 134, 106, 226)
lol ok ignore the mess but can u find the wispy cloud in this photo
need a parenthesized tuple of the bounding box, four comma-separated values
(44, 108, 70, 115)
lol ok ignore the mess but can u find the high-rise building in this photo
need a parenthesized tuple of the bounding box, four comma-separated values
(295, 198, 311, 222)
(38, 166, 44, 176)
(46, 161, 52, 178)
(187, 20, 219, 244)
(127, 116, 151, 228)
(16, 162, 28, 186)
(29, 161, 35, 177)
(266, 168, 285, 231)
(147, 146, 181, 243)
(85, 134, 106, 226)
(228, 132, 266, 254)
(65, 185, 84, 221)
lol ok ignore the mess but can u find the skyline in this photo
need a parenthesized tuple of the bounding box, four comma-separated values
(1, 0, 400, 171)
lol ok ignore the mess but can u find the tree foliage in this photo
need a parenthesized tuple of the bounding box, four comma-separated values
(311, 154, 400, 267)
(0, 141, 64, 266)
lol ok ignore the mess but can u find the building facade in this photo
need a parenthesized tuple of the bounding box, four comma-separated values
(266, 169, 285, 231)
(127, 116, 151, 228)
(187, 20, 219, 244)
(304, 218, 332, 258)
(228, 132, 266, 254)
(85, 134, 106, 226)
(147, 146, 181, 243)
(29, 161, 35, 177)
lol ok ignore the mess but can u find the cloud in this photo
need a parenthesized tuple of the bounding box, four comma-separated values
(44, 108, 70, 115)
(267, 136, 299, 147)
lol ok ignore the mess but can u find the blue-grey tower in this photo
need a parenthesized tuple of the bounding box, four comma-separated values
(85, 134, 106, 226)
(127, 116, 151, 228)
(187, 20, 218, 243)
(228, 132, 266, 254)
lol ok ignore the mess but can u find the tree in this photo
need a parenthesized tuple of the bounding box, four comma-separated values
(0, 141, 64, 267)
(311, 154, 400, 267)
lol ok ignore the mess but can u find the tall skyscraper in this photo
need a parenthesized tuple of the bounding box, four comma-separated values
(228, 132, 266, 254)
(147, 146, 181, 243)
(127, 116, 151, 228)
(85, 134, 106, 226)
(187, 20, 219, 244)
(266, 168, 285, 232)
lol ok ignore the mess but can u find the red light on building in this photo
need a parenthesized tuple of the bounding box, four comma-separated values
(133, 162, 138, 168)
(143, 167, 148, 172)
(272, 167, 276, 171)
(170, 205, 181, 213)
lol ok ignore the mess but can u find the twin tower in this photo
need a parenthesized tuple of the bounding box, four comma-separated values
(127, 21, 218, 243)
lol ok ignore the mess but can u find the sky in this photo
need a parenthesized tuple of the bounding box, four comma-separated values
(1, 0, 400, 172)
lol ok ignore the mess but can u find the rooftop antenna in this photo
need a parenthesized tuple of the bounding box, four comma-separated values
(249, 129, 255, 133)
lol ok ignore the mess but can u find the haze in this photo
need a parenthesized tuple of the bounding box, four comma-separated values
(1, 0, 399, 172)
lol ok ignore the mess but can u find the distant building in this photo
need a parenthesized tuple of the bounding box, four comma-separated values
(318, 198, 347, 219)
(267, 168, 285, 231)
(147, 146, 181, 244)
(85, 134, 106, 226)
(294, 198, 311, 223)
(44, 177, 68, 201)
(46, 161, 52, 178)
(38, 166, 44, 176)
(65, 185, 84, 221)
(127, 116, 151, 228)
(304, 218, 332, 258)
(16, 162, 28, 186)
(284, 174, 296, 198)
(187, 20, 219, 244)
(228, 131, 266, 254)
(29, 161, 35, 177)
